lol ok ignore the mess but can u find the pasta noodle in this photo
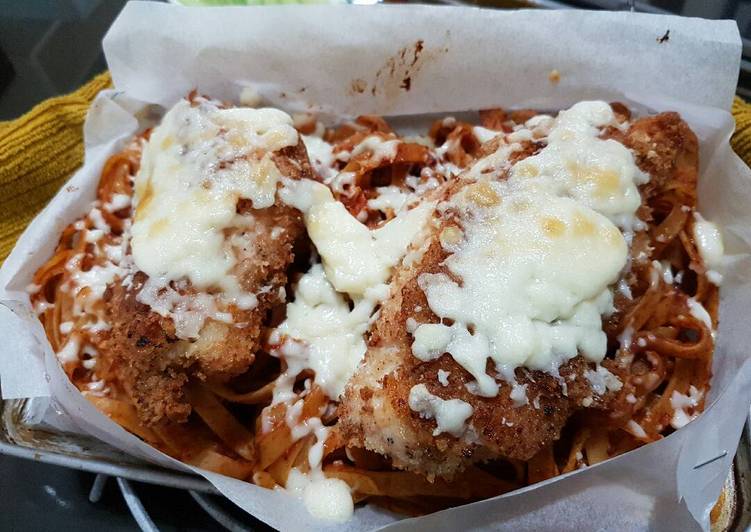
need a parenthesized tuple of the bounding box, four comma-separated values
(29, 98, 718, 518)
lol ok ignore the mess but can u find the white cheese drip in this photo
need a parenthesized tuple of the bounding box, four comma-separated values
(687, 297, 715, 339)
(351, 135, 399, 162)
(302, 134, 337, 182)
(104, 193, 131, 213)
(280, 178, 433, 296)
(692, 212, 724, 285)
(270, 172, 430, 519)
(285, 468, 353, 523)
(670, 385, 703, 429)
(473, 126, 499, 144)
(269, 176, 433, 455)
(366, 185, 416, 214)
(626, 419, 648, 440)
(268, 174, 435, 512)
(408, 383, 473, 437)
(56, 335, 81, 364)
(270, 264, 375, 401)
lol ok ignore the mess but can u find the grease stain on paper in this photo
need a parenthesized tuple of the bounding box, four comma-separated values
(371, 39, 426, 97)
(348, 36, 450, 106)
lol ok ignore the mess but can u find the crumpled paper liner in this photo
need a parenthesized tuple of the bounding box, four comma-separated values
(1, 3, 749, 530)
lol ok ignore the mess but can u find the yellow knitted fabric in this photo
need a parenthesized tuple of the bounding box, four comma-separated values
(732, 95, 751, 157)
(1, 76, 751, 265)
(0, 72, 112, 263)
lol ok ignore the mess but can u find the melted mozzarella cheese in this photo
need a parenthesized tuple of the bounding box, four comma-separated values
(131, 99, 298, 292)
(692, 212, 724, 285)
(104, 193, 131, 213)
(270, 176, 432, 520)
(57, 335, 81, 364)
(302, 134, 337, 182)
(366, 185, 415, 214)
(687, 297, 714, 336)
(408, 384, 473, 437)
(473, 126, 499, 144)
(511, 101, 647, 230)
(351, 135, 399, 161)
(412, 101, 642, 396)
(271, 264, 373, 401)
(270, 176, 433, 399)
(280, 179, 433, 296)
(286, 468, 353, 523)
(413, 185, 625, 396)
(626, 419, 648, 439)
(670, 385, 703, 429)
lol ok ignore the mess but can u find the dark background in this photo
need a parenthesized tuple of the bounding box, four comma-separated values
(2, 0, 751, 119)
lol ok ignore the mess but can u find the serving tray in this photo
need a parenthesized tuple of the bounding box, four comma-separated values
(1, 395, 747, 530)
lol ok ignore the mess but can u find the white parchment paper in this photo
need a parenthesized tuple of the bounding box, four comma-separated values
(1, 2, 750, 530)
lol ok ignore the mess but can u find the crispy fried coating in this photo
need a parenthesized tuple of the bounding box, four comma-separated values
(98, 141, 312, 426)
(339, 110, 698, 480)
(339, 217, 599, 480)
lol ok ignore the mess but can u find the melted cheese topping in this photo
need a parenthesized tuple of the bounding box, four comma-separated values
(692, 212, 724, 285)
(286, 468, 353, 523)
(408, 384, 473, 437)
(280, 179, 433, 296)
(473, 126, 499, 144)
(271, 264, 373, 401)
(351, 135, 399, 161)
(511, 101, 647, 230)
(688, 297, 714, 337)
(270, 176, 434, 400)
(273, 173, 434, 520)
(131, 98, 298, 292)
(302, 134, 337, 182)
(367, 185, 416, 214)
(412, 101, 641, 396)
(57, 335, 81, 363)
(670, 385, 703, 429)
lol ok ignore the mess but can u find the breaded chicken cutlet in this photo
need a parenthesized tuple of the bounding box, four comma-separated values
(339, 108, 699, 480)
(30, 91, 716, 521)
(97, 123, 314, 427)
